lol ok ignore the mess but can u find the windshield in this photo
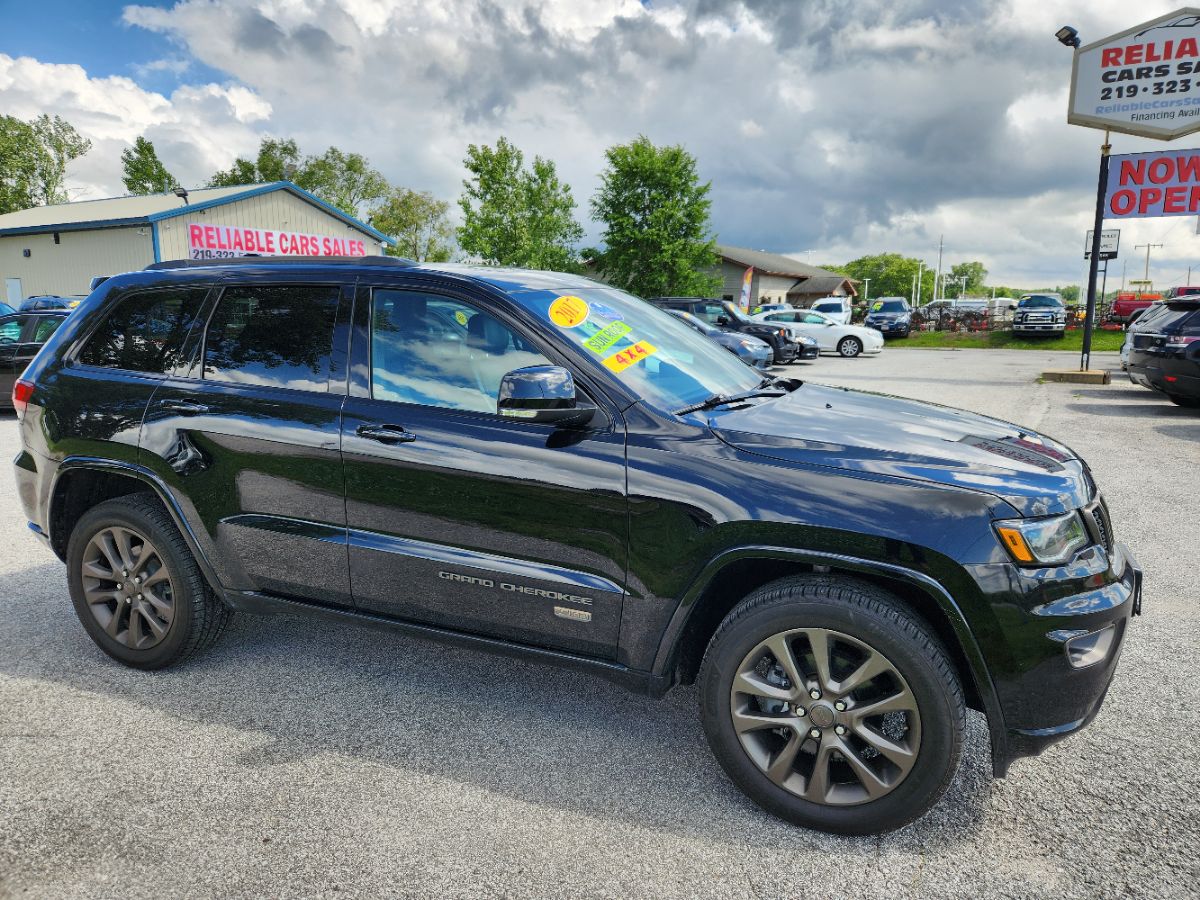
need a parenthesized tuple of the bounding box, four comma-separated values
(0, 301, 14, 316)
(511, 286, 762, 412)
(871, 300, 907, 313)
(1019, 295, 1063, 309)
(665, 308, 719, 336)
(813, 302, 842, 312)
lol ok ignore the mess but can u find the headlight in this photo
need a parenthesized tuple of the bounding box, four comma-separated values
(737, 339, 757, 350)
(994, 511, 1088, 566)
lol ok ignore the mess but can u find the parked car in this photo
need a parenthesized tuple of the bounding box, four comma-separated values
(808, 297, 853, 325)
(751, 302, 793, 314)
(664, 308, 774, 369)
(649, 297, 803, 364)
(1, 309, 68, 409)
(1127, 296, 1200, 408)
(863, 298, 913, 338)
(751, 307, 885, 357)
(1108, 292, 1161, 325)
(12, 255, 1141, 836)
(18, 294, 85, 311)
(1012, 294, 1067, 336)
(0, 300, 15, 317)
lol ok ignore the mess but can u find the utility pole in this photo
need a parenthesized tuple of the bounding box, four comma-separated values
(862, 278, 871, 303)
(1134, 242, 1163, 288)
(1120, 259, 1127, 291)
(911, 273, 917, 305)
(916, 260, 925, 305)
(934, 235, 944, 302)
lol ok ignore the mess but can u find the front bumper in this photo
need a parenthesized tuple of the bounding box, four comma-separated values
(865, 319, 910, 335)
(970, 539, 1142, 775)
(1013, 322, 1066, 333)
(796, 343, 820, 360)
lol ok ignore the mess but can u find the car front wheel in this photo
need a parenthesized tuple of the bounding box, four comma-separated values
(837, 337, 863, 358)
(699, 576, 965, 834)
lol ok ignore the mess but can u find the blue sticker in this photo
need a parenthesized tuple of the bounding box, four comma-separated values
(589, 301, 623, 322)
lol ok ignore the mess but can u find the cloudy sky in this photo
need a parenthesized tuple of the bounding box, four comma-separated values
(2, 0, 1199, 288)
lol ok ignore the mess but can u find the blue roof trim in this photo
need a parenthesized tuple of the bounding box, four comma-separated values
(0, 182, 395, 245)
(148, 181, 395, 245)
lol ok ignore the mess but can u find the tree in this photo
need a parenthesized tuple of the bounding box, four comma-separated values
(948, 261, 988, 296)
(0, 114, 91, 213)
(590, 136, 719, 298)
(370, 187, 454, 261)
(457, 136, 583, 270)
(207, 137, 387, 217)
(121, 137, 179, 195)
(839, 253, 929, 304)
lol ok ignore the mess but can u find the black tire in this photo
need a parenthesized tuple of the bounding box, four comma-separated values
(67, 495, 232, 669)
(698, 575, 965, 835)
(837, 336, 863, 358)
(1167, 394, 1200, 409)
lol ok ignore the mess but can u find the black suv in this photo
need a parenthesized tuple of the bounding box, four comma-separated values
(12, 257, 1141, 835)
(1127, 297, 1200, 407)
(648, 297, 813, 364)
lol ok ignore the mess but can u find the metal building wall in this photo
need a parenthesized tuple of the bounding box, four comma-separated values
(155, 191, 385, 261)
(0, 227, 154, 303)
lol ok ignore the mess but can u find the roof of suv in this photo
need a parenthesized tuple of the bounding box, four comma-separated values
(144, 256, 606, 294)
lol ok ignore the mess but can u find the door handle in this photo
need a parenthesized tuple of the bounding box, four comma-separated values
(356, 423, 417, 444)
(157, 398, 210, 415)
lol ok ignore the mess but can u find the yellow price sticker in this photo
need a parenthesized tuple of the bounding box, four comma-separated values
(549, 295, 590, 328)
(602, 341, 657, 373)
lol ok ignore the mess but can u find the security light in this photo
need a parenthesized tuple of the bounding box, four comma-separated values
(174, 187, 189, 205)
(1055, 25, 1080, 49)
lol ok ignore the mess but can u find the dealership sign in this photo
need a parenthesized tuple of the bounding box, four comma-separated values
(187, 223, 367, 260)
(1103, 148, 1200, 217)
(1069, 8, 1200, 140)
(1083, 229, 1120, 259)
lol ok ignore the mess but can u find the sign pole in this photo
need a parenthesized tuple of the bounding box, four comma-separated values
(1081, 131, 1110, 372)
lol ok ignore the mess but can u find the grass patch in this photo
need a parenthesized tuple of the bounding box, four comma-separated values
(889, 329, 1126, 352)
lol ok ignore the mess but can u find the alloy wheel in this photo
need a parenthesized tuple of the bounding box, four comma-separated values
(729, 627, 921, 806)
(81, 526, 176, 651)
(838, 338, 861, 357)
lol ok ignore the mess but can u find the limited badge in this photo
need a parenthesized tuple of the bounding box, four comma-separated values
(583, 321, 632, 354)
(603, 341, 657, 373)
(549, 295, 590, 328)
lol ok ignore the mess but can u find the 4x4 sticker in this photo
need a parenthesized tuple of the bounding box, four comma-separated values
(603, 341, 657, 373)
(549, 295, 590, 328)
(583, 321, 632, 354)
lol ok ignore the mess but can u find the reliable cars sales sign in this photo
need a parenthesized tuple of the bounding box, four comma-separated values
(1069, 8, 1200, 140)
(187, 223, 367, 259)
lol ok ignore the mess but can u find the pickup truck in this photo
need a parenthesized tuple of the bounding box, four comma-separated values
(1109, 292, 1161, 324)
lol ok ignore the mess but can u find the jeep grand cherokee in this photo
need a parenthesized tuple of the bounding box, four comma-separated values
(11, 256, 1142, 835)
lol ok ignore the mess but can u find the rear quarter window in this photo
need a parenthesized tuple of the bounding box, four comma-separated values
(77, 287, 210, 373)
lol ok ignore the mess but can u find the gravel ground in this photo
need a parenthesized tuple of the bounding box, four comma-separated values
(1, 348, 1196, 899)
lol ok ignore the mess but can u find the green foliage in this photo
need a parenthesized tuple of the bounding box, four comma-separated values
(457, 137, 583, 271)
(370, 187, 454, 262)
(0, 114, 91, 213)
(121, 137, 179, 195)
(896, 329, 1124, 352)
(207, 137, 388, 216)
(590, 135, 719, 298)
(1056, 284, 1081, 304)
(839, 253, 929, 304)
(948, 261, 988, 295)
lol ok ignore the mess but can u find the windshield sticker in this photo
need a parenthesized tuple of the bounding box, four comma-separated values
(454, 310, 469, 326)
(549, 295, 590, 328)
(602, 340, 657, 373)
(583, 321, 632, 354)
(871, 301, 883, 312)
(589, 301, 623, 322)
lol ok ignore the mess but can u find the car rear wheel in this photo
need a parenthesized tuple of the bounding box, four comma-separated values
(698, 575, 964, 834)
(67, 495, 232, 669)
(837, 337, 863, 358)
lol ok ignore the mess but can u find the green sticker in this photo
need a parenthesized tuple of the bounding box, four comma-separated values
(583, 321, 632, 354)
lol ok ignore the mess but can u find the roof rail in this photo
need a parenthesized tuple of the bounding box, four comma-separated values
(145, 255, 417, 271)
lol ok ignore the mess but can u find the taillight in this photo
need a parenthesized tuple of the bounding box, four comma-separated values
(1164, 335, 1200, 350)
(12, 379, 34, 418)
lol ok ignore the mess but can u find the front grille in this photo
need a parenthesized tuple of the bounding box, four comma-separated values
(1086, 498, 1113, 551)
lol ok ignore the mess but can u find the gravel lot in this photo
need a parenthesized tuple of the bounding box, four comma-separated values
(1, 348, 1196, 899)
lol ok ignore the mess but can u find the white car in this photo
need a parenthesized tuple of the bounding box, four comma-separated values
(809, 297, 853, 325)
(751, 308, 884, 358)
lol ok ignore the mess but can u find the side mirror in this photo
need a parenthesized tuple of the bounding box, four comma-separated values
(497, 365, 594, 426)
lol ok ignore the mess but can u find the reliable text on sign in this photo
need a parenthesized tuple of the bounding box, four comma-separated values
(187, 223, 367, 260)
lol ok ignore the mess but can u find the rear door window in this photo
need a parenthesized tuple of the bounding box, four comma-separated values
(32, 317, 64, 342)
(77, 287, 209, 374)
(202, 284, 340, 392)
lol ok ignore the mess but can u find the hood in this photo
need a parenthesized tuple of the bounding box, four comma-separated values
(715, 332, 768, 351)
(707, 383, 1091, 516)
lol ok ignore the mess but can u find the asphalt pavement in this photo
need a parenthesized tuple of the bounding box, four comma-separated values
(1, 348, 1196, 898)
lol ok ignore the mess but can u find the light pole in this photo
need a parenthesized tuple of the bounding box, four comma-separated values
(916, 261, 925, 305)
(862, 278, 871, 303)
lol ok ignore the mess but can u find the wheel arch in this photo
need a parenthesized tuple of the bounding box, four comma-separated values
(49, 459, 225, 599)
(652, 546, 1010, 774)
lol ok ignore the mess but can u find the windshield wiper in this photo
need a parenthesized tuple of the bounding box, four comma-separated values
(673, 386, 787, 416)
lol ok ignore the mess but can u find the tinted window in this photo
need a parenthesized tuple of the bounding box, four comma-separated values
(79, 287, 209, 373)
(370, 289, 550, 413)
(874, 301, 907, 313)
(32, 317, 63, 342)
(813, 302, 842, 312)
(0, 317, 24, 344)
(1019, 295, 1063, 309)
(203, 284, 340, 391)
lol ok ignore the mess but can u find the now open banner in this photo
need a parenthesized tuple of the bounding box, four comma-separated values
(1104, 148, 1200, 218)
(187, 223, 368, 259)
